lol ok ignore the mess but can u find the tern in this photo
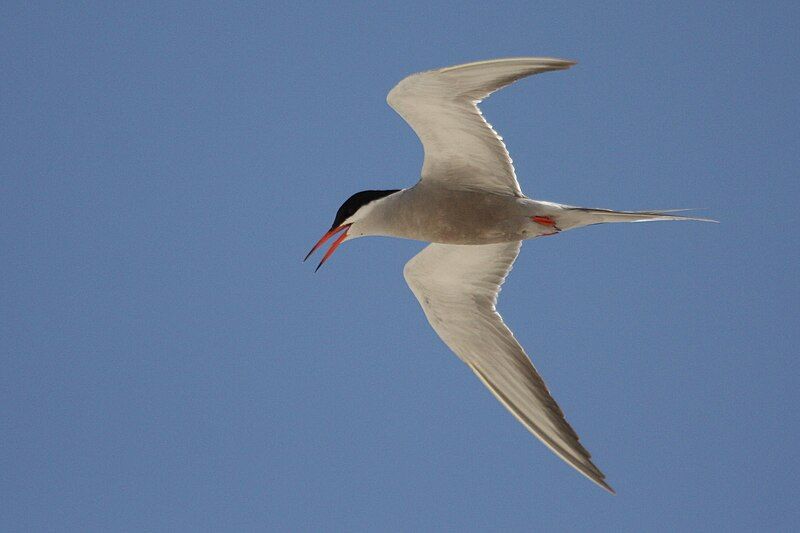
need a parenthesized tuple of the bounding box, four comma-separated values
(304, 57, 714, 493)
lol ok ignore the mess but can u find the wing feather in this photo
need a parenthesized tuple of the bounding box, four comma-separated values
(387, 57, 576, 196)
(403, 242, 613, 493)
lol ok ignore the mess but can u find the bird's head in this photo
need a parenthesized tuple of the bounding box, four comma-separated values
(304, 189, 400, 271)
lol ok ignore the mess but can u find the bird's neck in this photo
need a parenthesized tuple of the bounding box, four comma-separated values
(350, 189, 406, 239)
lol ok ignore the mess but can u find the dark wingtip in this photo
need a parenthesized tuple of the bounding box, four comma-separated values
(600, 480, 616, 495)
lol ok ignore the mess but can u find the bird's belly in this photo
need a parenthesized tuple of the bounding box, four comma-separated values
(383, 188, 536, 244)
(411, 221, 519, 244)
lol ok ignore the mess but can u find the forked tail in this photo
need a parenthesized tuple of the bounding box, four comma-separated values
(553, 206, 717, 231)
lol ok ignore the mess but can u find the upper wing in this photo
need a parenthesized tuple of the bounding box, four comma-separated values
(403, 242, 613, 493)
(387, 57, 575, 197)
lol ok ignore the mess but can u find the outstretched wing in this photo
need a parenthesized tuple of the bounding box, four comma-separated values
(403, 241, 613, 493)
(387, 57, 575, 197)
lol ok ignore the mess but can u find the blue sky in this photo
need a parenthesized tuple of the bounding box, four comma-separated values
(2, 1, 799, 531)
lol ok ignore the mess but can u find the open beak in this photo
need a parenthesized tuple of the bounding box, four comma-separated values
(303, 224, 351, 272)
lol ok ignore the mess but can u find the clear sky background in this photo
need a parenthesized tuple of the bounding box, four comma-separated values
(2, 2, 799, 531)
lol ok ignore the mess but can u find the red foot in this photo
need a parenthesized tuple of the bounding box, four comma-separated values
(532, 215, 557, 227)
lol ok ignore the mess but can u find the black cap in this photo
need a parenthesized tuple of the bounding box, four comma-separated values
(330, 189, 400, 229)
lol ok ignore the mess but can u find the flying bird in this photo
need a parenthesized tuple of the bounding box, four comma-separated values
(304, 57, 714, 493)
